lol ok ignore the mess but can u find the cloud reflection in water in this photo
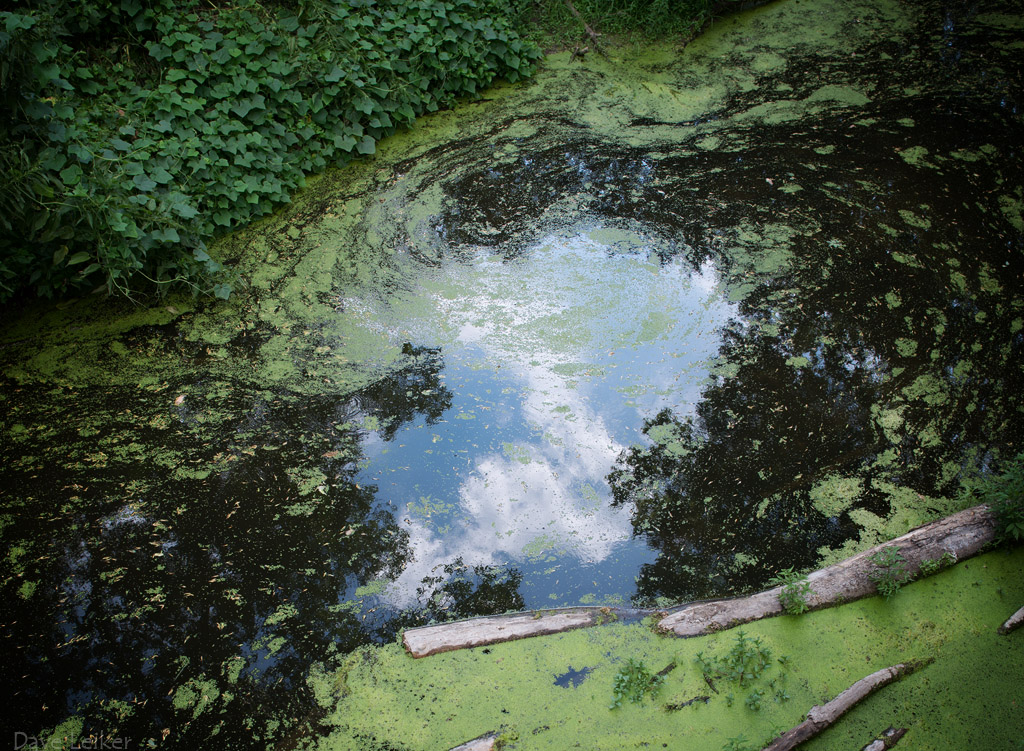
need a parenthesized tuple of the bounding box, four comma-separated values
(357, 224, 737, 606)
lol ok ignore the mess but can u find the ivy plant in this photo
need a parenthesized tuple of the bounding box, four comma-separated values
(0, 0, 540, 302)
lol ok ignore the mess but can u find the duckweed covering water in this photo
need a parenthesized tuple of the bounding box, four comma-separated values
(1, 0, 1022, 746)
(310, 549, 1024, 751)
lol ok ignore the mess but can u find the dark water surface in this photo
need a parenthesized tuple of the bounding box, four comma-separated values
(1, 0, 1022, 747)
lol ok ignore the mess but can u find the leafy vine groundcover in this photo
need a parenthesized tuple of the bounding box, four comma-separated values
(0, 0, 539, 301)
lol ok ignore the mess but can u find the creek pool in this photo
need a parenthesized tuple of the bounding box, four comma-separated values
(1, 0, 1022, 747)
(356, 224, 735, 608)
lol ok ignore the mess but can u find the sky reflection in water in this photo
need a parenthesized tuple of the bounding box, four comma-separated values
(355, 224, 737, 606)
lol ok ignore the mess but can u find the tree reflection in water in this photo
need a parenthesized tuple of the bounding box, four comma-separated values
(0, 345, 475, 745)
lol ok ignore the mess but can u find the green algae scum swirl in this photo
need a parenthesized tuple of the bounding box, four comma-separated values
(1, 0, 1023, 748)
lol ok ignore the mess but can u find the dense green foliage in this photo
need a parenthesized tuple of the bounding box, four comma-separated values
(609, 657, 664, 708)
(694, 631, 790, 716)
(978, 453, 1024, 543)
(0, 0, 539, 301)
(767, 567, 811, 615)
(866, 546, 911, 600)
(694, 631, 773, 690)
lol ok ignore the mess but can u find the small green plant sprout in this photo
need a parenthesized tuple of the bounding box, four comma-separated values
(609, 658, 664, 709)
(768, 567, 813, 614)
(867, 546, 912, 600)
(694, 650, 712, 676)
(744, 688, 764, 711)
(724, 631, 772, 687)
(918, 550, 957, 576)
(696, 631, 774, 688)
(978, 454, 1024, 543)
(722, 734, 752, 751)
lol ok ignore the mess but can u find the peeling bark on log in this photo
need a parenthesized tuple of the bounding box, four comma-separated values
(998, 605, 1024, 635)
(861, 726, 907, 751)
(660, 504, 996, 637)
(403, 607, 624, 658)
(449, 732, 498, 751)
(762, 661, 929, 751)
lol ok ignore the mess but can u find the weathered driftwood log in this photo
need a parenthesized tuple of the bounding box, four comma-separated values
(404, 607, 624, 658)
(402, 505, 996, 657)
(449, 732, 498, 751)
(998, 605, 1024, 635)
(762, 661, 929, 751)
(861, 726, 908, 751)
(659, 504, 996, 637)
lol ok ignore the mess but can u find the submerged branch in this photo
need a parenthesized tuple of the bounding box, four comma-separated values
(998, 605, 1024, 635)
(762, 661, 930, 751)
(861, 727, 908, 751)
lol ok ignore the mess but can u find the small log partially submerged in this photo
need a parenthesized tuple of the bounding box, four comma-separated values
(659, 504, 996, 637)
(664, 695, 710, 711)
(404, 607, 623, 658)
(998, 605, 1024, 635)
(763, 661, 929, 751)
(861, 726, 908, 751)
(449, 732, 498, 751)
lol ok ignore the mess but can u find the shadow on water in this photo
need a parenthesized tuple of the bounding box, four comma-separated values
(0, 349, 493, 745)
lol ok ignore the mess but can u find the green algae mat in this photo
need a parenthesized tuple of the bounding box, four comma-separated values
(1, 0, 1022, 747)
(311, 548, 1024, 751)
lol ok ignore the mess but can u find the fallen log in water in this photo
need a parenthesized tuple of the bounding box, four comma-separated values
(998, 605, 1024, 635)
(659, 504, 996, 637)
(762, 661, 929, 751)
(402, 505, 997, 657)
(403, 607, 628, 658)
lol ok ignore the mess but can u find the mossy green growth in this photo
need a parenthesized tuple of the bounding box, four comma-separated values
(39, 717, 85, 750)
(308, 548, 1024, 751)
(809, 476, 862, 518)
(172, 676, 222, 719)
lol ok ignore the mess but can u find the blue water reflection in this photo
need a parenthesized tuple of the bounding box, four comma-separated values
(355, 223, 737, 607)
